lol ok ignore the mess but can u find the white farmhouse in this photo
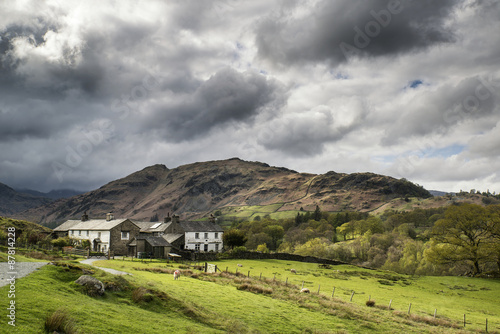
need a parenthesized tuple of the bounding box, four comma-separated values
(178, 220, 224, 252)
(53, 213, 140, 255)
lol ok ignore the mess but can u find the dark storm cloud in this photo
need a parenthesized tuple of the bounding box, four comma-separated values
(381, 74, 500, 145)
(146, 67, 287, 142)
(255, 0, 463, 66)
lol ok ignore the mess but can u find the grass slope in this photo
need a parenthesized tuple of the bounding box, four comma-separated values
(2, 256, 498, 333)
(95, 258, 499, 333)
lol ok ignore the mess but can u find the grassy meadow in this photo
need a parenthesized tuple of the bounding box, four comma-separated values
(2, 254, 496, 333)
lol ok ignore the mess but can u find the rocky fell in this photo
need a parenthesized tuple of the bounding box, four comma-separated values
(15, 158, 431, 225)
(0, 183, 53, 216)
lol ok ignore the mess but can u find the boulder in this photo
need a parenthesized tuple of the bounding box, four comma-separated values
(75, 275, 105, 297)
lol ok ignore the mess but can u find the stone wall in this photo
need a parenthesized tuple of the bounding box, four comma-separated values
(224, 251, 347, 266)
(110, 220, 140, 255)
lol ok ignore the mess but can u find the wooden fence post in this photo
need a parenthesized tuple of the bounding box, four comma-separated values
(389, 299, 392, 310)
(463, 314, 466, 327)
(285, 277, 288, 285)
(317, 285, 321, 294)
(434, 309, 437, 318)
(350, 291, 355, 302)
(248, 270, 250, 278)
(486, 318, 488, 332)
(331, 287, 335, 298)
(408, 303, 412, 315)
(301, 281, 304, 289)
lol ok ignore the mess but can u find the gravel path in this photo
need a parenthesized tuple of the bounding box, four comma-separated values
(79, 259, 132, 276)
(0, 262, 48, 287)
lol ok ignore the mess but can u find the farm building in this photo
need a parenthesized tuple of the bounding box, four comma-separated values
(127, 214, 224, 258)
(53, 213, 140, 255)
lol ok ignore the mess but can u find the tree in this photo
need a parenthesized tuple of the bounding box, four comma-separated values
(256, 243, 270, 253)
(313, 205, 322, 221)
(294, 237, 331, 258)
(428, 204, 493, 275)
(223, 229, 247, 250)
(263, 225, 284, 250)
(245, 232, 272, 250)
(337, 222, 355, 240)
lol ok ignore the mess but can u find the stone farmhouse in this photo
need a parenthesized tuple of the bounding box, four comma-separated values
(128, 214, 224, 258)
(54, 213, 224, 258)
(53, 213, 139, 255)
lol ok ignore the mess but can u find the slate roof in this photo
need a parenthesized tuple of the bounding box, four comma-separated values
(163, 233, 183, 244)
(53, 219, 133, 231)
(179, 221, 224, 232)
(135, 235, 172, 247)
(133, 221, 172, 233)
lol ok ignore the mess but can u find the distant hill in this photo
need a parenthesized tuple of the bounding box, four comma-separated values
(0, 216, 52, 234)
(15, 158, 432, 226)
(16, 188, 85, 200)
(0, 182, 53, 216)
(428, 190, 451, 197)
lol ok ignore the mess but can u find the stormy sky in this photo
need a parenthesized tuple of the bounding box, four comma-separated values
(1, 0, 500, 193)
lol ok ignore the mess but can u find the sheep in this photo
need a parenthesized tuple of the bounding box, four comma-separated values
(290, 269, 297, 274)
(300, 288, 310, 293)
(173, 270, 181, 280)
(237, 264, 243, 267)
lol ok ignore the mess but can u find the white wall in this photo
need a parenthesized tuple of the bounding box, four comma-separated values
(184, 231, 223, 252)
(69, 229, 110, 251)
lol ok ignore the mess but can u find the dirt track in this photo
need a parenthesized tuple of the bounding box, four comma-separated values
(0, 262, 48, 287)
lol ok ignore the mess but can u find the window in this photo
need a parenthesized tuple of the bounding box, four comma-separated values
(215, 233, 218, 239)
(204, 233, 209, 239)
(215, 244, 219, 252)
(78, 230, 81, 236)
(204, 244, 208, 252)
(86, 230, 89, 236)
(121, 232, 129, 240)
(102, 245, 106, 251)
(71, 230, 74, 235)
(195, 233, 199, 239)
(97, 232, 101, 238)
(195, 244, 200, 251)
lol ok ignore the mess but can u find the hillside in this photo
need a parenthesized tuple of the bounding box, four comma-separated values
(0, 182, 53, 216)
(15, 158, 432, 226)
(16, 188, 84, 200)
(1, 257, 498, 333)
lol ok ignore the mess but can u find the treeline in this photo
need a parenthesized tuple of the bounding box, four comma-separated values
(223, 204, 500, 277)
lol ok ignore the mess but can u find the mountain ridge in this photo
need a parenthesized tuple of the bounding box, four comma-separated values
(13, 158, 432, 226)
(0, 182, 53, 216)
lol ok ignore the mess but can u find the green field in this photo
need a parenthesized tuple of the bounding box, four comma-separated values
(218, 204, 310, 222)
(2, 255, 498, 333)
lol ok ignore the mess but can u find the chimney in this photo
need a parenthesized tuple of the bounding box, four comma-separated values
(164, 214, 172, 223)
(209, 214, 216, 224)
(81, 211, 89, 222)
(106, 213, 114, 221)
(172, 214, 180, 224)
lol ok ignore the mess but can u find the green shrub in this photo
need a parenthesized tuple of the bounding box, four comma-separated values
(44, 309, 77, 334)
(132, 287, 154, 303)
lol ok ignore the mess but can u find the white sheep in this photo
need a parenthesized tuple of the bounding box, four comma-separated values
(173, 270, 181, 280)
(237, 264, 243, 267)
(300, 288, 310, 293)
(290, 269, 297, 274)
